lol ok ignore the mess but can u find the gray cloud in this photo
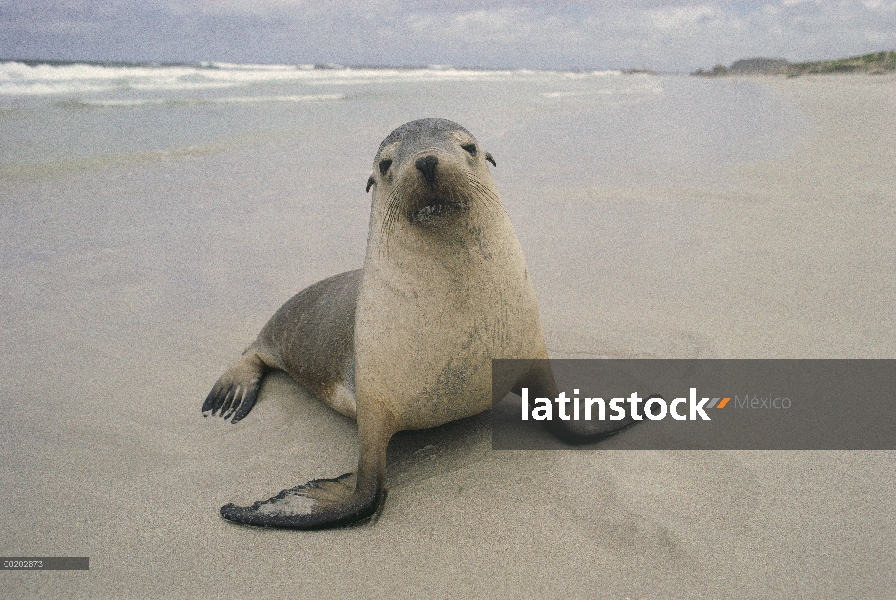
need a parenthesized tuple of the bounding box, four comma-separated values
(1, 1, 894, 71)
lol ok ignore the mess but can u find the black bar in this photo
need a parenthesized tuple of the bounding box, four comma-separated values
(492, 359, 896, 450)
(1, 557, 89, 570)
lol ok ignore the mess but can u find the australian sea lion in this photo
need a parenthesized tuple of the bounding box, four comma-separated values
(202, 118, 619, 529)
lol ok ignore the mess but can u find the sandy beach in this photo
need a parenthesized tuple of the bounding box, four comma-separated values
(1, 71, 894, 598)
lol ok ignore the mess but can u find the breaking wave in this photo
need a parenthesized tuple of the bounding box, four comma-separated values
(0, 60, 626, 97)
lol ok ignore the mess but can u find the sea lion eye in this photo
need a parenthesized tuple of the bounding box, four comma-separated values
(461, 143, 477, 157)
(379, 159, 392, 175)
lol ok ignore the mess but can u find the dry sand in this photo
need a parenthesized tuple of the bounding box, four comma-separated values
(1, 74, 894, 598)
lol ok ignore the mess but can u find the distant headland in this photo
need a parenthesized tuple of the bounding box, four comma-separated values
(692, 50, 896, 77)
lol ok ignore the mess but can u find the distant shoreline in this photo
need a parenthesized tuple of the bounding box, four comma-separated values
(692, 50, 896, 78)
(7, 53, 894, 78)
(0, 58, 669, 76)
(0, 59, 624, 74)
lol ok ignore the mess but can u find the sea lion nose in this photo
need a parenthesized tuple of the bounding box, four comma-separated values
(415, 155, 438, 186)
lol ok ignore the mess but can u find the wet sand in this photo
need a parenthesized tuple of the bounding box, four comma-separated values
(1, 74, 894, 598)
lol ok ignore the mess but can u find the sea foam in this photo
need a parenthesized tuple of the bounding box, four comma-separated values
(0, 60, 625, 97)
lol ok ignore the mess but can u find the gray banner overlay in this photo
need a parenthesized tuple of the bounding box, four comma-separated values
(2, 557, 89, 570)
(492, 360, 896, 450)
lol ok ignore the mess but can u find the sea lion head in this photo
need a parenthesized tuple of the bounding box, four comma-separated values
(365, 118, 498, 229)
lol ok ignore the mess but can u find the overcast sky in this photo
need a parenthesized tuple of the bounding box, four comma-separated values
(2, 1, 894, 72)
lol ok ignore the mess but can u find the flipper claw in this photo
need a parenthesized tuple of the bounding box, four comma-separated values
(202, 352, 265, 423)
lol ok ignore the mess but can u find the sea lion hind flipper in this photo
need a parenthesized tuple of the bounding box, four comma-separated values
(202, 351, 267, 423)
(546, 413, 642, 445)
(219, 473, 383, 529)
(509, 361, 646, 445)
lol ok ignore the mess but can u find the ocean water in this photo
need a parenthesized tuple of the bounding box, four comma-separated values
(0, 60, 803, 184)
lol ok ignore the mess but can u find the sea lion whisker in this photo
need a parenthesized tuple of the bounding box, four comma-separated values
(381, 179, 410, 257)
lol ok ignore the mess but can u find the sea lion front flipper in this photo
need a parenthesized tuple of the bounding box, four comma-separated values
(202, 350, 267, 423)
(219, 473, 382, 529)
(219, 398, 396, 529)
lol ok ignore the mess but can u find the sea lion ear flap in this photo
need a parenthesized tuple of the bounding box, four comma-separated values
(485, 152, 496, 167)
(366, 174, 375, 193)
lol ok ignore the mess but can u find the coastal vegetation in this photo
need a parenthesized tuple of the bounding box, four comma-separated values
(692, 50, 896, 77)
